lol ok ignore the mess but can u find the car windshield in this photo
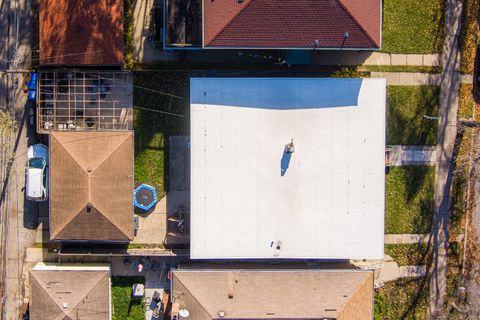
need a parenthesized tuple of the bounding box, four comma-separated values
(29, 158, 45, 169)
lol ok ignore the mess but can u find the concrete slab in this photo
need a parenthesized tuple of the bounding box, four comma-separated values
(406, 54, 424, 66)
(399, 265, 427, 277)
(370, 72, 439, 85)
(391, 54, 407, 65)
(461, 74, 473, 83)
(356, 51, 375, 65)
(423, 54, 441, 66)
(132, 211, 167, 244)
(389, 145, 436, 166)
(379, 255, 400, 283)
(384, 234, 431, 244)
(363, 52, 391, 65)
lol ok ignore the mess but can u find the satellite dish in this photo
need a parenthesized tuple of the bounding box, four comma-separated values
(179, 309, 190, 318)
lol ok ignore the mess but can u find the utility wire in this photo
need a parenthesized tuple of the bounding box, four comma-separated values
(7, 50, 106, 65)
(133, 106, 184, 117)
(70, 69, 184, 99)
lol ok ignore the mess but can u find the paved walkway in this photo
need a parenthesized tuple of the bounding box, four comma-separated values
(400, 265, 427, 278)
(379, 255, 427, 282)
(461, 73, 473, 84)
(370, 72, 439, 85)
(429, 0, 463, 317)
(388, 145, 436, 166)
(385, 234, 431, 244)
(364, 52, 440, 66)
(310, 52, 441, 66)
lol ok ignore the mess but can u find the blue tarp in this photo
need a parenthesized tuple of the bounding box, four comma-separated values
(28, 90, 36, 101)
(27, 72, 37, 91)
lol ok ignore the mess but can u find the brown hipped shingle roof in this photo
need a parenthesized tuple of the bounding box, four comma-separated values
(40, 0, 124, 65)
(49, 131, 134, 241)
(29, 269, 110, 320)
(172, 270, 374, 320)
(203, 0, 381, 49)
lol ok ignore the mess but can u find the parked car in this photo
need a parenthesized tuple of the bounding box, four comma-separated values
(26, 144, 48, 201)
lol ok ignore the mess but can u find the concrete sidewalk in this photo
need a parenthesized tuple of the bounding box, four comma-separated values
(289, 51, 440, 67)
(379, 255, 427, 283)
(363, 52, 440, 66)
(461, 73, 473, 84)
(385, 234, 431, 244)
(370, 72, 440, 85)
(388, 145, 436, 166)
(429, 0, 463, 317)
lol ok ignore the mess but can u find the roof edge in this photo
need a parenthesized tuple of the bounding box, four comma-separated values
(335, 0, 380, 48)
(173, 273, 214, 318)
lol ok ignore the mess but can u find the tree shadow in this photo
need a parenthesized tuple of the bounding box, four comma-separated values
(133, 71, 189, 192)
(386, 86, 440, 146)
(399, 235, 434, 319)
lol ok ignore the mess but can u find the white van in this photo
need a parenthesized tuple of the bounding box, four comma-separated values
(26, 144, 48, 201)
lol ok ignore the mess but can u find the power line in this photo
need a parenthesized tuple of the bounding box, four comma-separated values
(7, 50, 106, 65)
(70, 69, 184, 99)
(133, 106, 184, 117)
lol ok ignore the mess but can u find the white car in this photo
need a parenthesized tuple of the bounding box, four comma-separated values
(26, 144, 48, 201)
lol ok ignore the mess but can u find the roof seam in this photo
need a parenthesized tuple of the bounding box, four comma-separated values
(334, 0, 379, 47)
(68, 272, 108, 312)
(335, 272, 371, 316)
(90, 133, 131, 173)
(90, 202, 133, 240)
(90, 135, 133, 240)
(174, 274, 214, 318)
(30, 273, 66, 317)
(50, 139, 88, 240)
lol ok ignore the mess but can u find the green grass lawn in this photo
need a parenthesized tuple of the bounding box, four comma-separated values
(387, 86, 440, 145)
(133, 72, 189, 197)
(111, 277, 145, 320)
(385, 166, 435, 234)
(375, 277, 429, 320)
(384, 243, 431, 266)
(382, 0, 444, 53)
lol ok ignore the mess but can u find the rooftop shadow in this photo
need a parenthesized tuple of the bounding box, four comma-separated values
(190, 78, 363, 109)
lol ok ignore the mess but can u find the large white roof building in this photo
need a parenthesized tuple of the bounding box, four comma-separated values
(190, 78, 386, 259)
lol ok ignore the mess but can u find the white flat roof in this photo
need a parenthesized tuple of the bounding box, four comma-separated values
(190, 78, 385, 259)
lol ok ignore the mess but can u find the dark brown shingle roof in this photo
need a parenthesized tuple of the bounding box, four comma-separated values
(203, 0, 381, 49)
(29, 268, 110, 320)
(49, 131, 134, 241)
(172, 270, 374, 320)
(40, 0, 124, 65)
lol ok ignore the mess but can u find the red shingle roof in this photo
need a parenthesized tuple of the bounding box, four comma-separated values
(40, 0, 124, 66)
(204, 0, 381, 49)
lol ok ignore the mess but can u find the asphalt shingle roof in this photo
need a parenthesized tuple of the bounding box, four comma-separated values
(49, 131, 134, 241)
(204, 0, 381, 49)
